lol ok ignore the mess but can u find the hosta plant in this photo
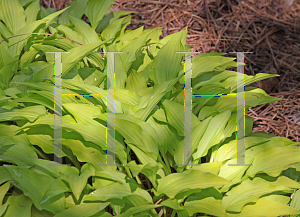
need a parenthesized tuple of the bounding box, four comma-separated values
(0, 0, 300, 216)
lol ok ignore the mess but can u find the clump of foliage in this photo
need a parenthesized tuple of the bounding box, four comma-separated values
(0, 0, 300, 216)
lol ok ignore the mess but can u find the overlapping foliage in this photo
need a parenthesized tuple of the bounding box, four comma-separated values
(0, 0, 300, 216)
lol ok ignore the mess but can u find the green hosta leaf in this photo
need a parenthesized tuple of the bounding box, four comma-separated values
(193, 70, 237, 90)
(118, 26, 144, 49)
(63, 123, 106, 149)
(38, 6, 52, 20)
(262, 194, 290, 204)
(3, 87, 22, 99)
(0, 202, 8, 216)
(32, 44, 64, 62)
(8, 7, 69, 57)
(231, 73, 280, 92)
(40, 178, 70, 206)
(13, 93, 54, 111)
(0, 43, 12, 69)
(62, 81, 107, 97)
(221, 176, 296, 212)
(101, 18, 124, 41)
(217, 158, 254, 192)
(78, 67, 98, 80)
(291, 190, 300, 211)
(0, 167, 13, 186)
(68, 0, 89, 20)
(3, 194, 32, 217)
(61, 163, 95, 201)
(174, 117, 211, 166)
(123, 195, 152, 209)
(0, 21, 13, 40)
(57, 0, 88, 25)
(115, 89, 140, 106)
(19, 47, 39, 69)
(86, 52, 105, 71)
(229, 198, 300, 217)
(54, 202, 110, 217)
(146, 115, 181, 157)
(31, 205, 55, 217)
(0, 143, 38, 166)
(85, 0, 114, 29)
(106, 44, 127, 89)
(162, 99, 200, 137)
(7, 72, 31, 92)
(245, 88, 285, 107)
(0, 56, 18, 87)
(190, 162, 222, 176)
(133, 75, 182, 121)
(25, 0, 39, 24)
(115, 113, 159, 160)
(28, 158, 67, 179)
(57, 2, 72, 25)
(84, 182, 137, 201)
(149, 30, 186, 85)
(69, 16, 100, 44)
(117, 204, 162, 217)
(38, 36, 80, 51)
(39, 178, 70, 214)
(62, 41, 108, 77)
(246, 146, 300, 177)
(63, 103, 102, 124)
(134, 48, 152, 74)
(245, 137, 298, 160)
(127, 144, 157, 165)
(193, 109, 231, 160)
(0, 0, 26, 34)
(94, 170, 127, 185)
(213, 136, 270, 163)
(156, 169, 231, 198)
(18, 114, 74, 133)
(0, 182, 10, 204)
(56, 24, 84, 44)
(62, 139, 115, 172)
(160, 198, 185, 210)
(114, 16, 131, 42)
(126, 69, 147, 93)
(186, 187, 223, 203)
(30, 64, 54, 82)
(126, 161, 162, 188)
(4, 165, 54, 210)
(27, 61, 52, 74)
(192, 56, 236, 79)
(14, 80, 54, 93)
(120, 31, 151, 73)
(96, 11, 134, 33)
(185, 197, 228, 217)
(0, 105, 46, 122)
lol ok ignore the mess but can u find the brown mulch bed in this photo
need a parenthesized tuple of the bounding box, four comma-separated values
(248, 89, 300, 142)
(40, 0, 300, 143)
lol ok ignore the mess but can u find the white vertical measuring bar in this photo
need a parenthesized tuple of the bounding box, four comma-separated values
(184, 52, 192, 167)
(228, 51, 253, 167)
(175, 51, 201, 167)
(54, 53, 62, 164)
(99, 51, 123, 166)
(46, 51, 70, 166)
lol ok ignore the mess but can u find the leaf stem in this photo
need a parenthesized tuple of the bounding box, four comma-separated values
(171, 209, 176, 217)
(161, 151, 172, 173)
(158, 153, 171, 175)
(135, 175, 144, 189)
(124, 165, 133, 179)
